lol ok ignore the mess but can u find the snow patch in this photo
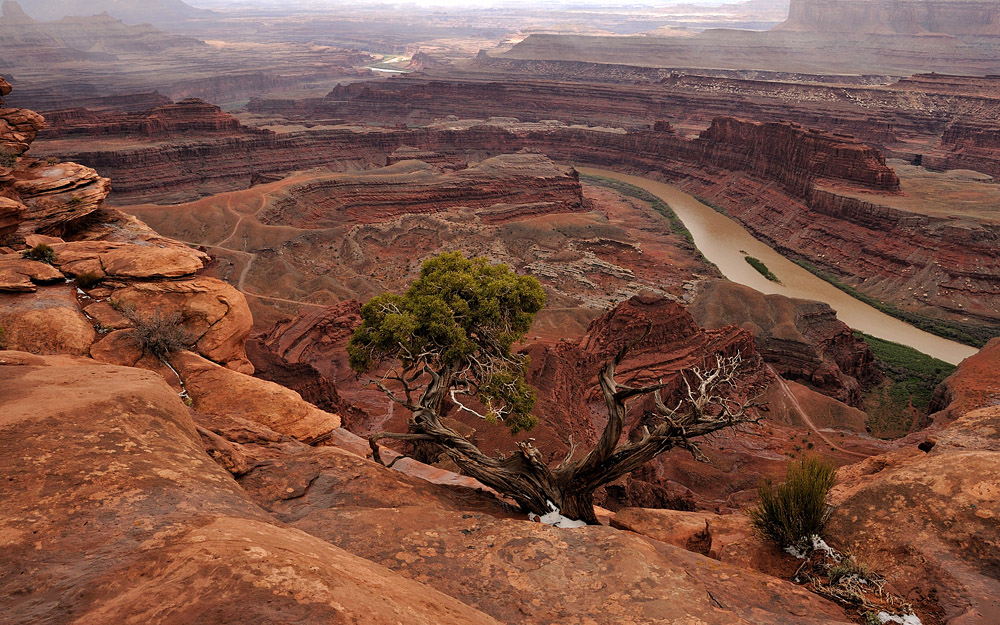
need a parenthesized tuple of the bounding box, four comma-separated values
(784, 534, 840, 560)
(877, 612, 922, 625)
(529, 501, 587, 528)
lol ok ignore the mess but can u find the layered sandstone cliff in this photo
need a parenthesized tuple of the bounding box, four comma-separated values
(697, 116, 901, 192)
(39, 98, 258, 138)
(257, 155, 582, 227)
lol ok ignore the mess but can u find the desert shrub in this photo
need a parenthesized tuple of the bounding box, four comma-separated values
(74, 271, 103, 289)
(0, 326, 5, 349)
(67, 196, 82, 206)
(120, 304, 192, 359)
(748, 456, 836, 548)
(0, 151, 17, 169)
(22, 243, 56, 265)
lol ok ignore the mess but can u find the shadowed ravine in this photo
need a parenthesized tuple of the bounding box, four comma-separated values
(579, 167, 978, 365)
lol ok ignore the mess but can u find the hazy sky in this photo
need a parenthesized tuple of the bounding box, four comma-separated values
(188, 0, 754, 8)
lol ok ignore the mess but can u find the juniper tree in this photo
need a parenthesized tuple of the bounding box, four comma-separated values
(350, 251, 762, 524)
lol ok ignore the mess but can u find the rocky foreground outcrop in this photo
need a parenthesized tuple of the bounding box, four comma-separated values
(0, 350, 857, 625)
(0, 352, 499, 625)
(825, 339, 1000, 623)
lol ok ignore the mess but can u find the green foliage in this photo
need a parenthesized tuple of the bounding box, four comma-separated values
(348, 251, 546, 433)
(0, 151, 17, 169)
(74, 271, 103, 289)
(744, 255, 780, 282)
(22, 243, 56, 265)
(0, 325, 5, 349)
(748, 457, 836, 548)
(794, 259, 993, 348)
(855, 332, 956, 438)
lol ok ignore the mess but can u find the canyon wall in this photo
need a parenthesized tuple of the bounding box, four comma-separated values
(698, 117, 900, 191)
(36, 109, 1000, 334)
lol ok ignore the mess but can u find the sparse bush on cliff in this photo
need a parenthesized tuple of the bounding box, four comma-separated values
(748, 456, 836, 548)
(22, 243, 56, 265)
(351, 251, 764, 524)
(0, 151, 17, 168)
(74, 271, 103, 289)
(119, 303, 192, 359)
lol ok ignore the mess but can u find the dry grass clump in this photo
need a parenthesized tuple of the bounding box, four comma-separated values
(119, 302, 192, 359)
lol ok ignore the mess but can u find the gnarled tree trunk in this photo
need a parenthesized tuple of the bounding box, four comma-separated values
(370, 346, 761, 524)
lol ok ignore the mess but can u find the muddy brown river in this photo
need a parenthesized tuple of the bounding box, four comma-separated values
(580, 168, 978, 365)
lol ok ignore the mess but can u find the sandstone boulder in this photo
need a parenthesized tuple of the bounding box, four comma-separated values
(112, 277, 253, 372)
(0, 286, 94, 354)
(0, 106, 45, 155)
(13, 161, 110, 237)
(0, 254, 63, 291)
(0, 196, 24, 243)
(50, 239, 208, 280)
(0, 352, 500, 625)
(172, 350, 340, 443)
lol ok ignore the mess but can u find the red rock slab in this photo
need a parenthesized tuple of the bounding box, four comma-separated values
(0, 285, 94, 354)
(82, 300, 130, 330)
(112, 277, 253, 372)
(0, 254, 63, 291)
(0, 351, 500, 625)
(50, 239, 208, 279)
(284, 506, 852, 625)
(610, 507, 797, 579)
(171, 350, 341, 444)
(235, 435, 851, 625)
(828, 403, 1000, 624)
